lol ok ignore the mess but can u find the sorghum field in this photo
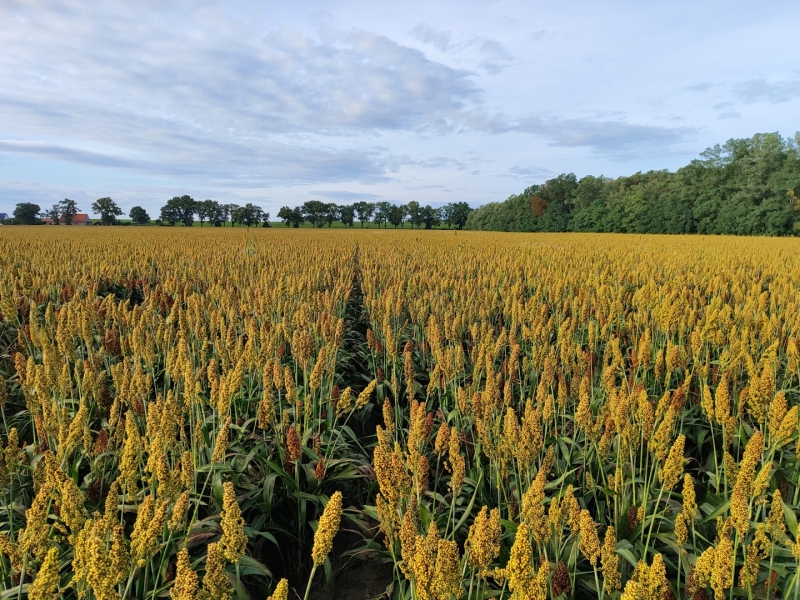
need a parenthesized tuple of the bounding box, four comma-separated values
(1, 227, 800, 600)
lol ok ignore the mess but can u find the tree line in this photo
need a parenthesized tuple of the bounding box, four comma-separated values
(158, 197, 271, 227)
(3, 197, 270, 227)
(276, 200, 472, 229)
(466, 132, 800, 236)
(4, 196, 473, 229)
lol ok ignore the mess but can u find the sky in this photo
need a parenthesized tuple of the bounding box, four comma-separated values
(2, 0, 800, 218)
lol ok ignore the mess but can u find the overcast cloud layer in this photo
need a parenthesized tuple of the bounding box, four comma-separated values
(2, 0, 799, 216)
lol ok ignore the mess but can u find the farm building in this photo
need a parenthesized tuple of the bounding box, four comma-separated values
(41, 213, 92, 225)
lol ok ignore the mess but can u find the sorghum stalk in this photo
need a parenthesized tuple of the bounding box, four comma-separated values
(303, 491, 343, 600)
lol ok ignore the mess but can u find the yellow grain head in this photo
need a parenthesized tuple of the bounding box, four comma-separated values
(211, 416, 231, 464)
(578, 509, 600, 567)
(312, 491, 343, 565)
(220, 482, 248, 563)
(601, 526, 621, 590)
(658, 434, 685, 490)
(267, 579, 289, 600)
(506, 523, 534, 599)
(202, 542, 233, 600)
(170, 548, 199, 600)
(27, 546, 61, 600)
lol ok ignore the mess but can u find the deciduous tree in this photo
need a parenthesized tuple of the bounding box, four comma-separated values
(59, 198, 79, 225)
(45, 204, 61, 224)
(278, 206, 304, 228)
(160, 195, 197, 227)
(339, 204, 355, 227)
(354, 202, 374, 228)
(92, 197, 123, 225)
(302, 200, 327, 227)
(129, 206, 151, 225)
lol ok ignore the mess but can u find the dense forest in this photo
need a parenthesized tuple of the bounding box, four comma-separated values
(466, 132, 800, 235)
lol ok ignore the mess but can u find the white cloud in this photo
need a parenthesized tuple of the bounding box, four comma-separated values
(733, 77, 800, 103)
(309, 190, 381, 201)
(506, 164, 555, 179)
(685, 82, 712, 92)
(409, 23, 515, 74)
(409, 24, 452, 52)
(512, 116, 697, 159)
(711, 102, 741, 120)
(530, 29, 547, 42)
(0, 5, 486, 191)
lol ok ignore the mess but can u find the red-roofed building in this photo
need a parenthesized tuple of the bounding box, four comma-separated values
(41, 213, 92, 225)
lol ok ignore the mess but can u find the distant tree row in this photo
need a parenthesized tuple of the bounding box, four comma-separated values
(5, 197, 473, 229)
(157, 196, 270, 227)
(276, 200, 472, 229)
(466, 132, 800, 236)
(4, 197, 271, 227)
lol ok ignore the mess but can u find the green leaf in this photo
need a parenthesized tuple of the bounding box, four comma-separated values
(261, 471, 278, 515)
(617, 547, 639, 569)
(700, 499, 731, 524)
(237, 555, 272, 578)
(783, 499, 799, 539)
(452, 485, 480, 536)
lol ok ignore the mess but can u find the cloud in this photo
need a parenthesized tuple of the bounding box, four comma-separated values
(474, 38, 515, 75)
(513, 116, 696, 158)
(0, 140, 148, 171)
(530, 29, 547, 42)
(0, 179, 84, 207)
(732, 78, 800, 103)
(409, 23, 514, 74)
(409, 24, 452, 52)
(416, 156, 472, 169)
(685, 82, 712, 92)
(0, 138, 396, 186)
(0, 5, 490, 187)
(405, 184, 446, 190)
(309, 190, 381, 201)
(507, 164, 555, 178)
(711, 102, 741, 120)
(258, 25, 482, 133)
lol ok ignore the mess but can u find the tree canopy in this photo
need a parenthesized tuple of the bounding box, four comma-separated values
(60, 198, 79, 225)
(160, 195, 196, 227)
(277, 206, 305, 228)
(129, 206, 151, 225)
(91, 197, 123, 225)
(13, 202, 41, 225)
(467, 132, 800, 236)
(45, 204, 61, 224)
